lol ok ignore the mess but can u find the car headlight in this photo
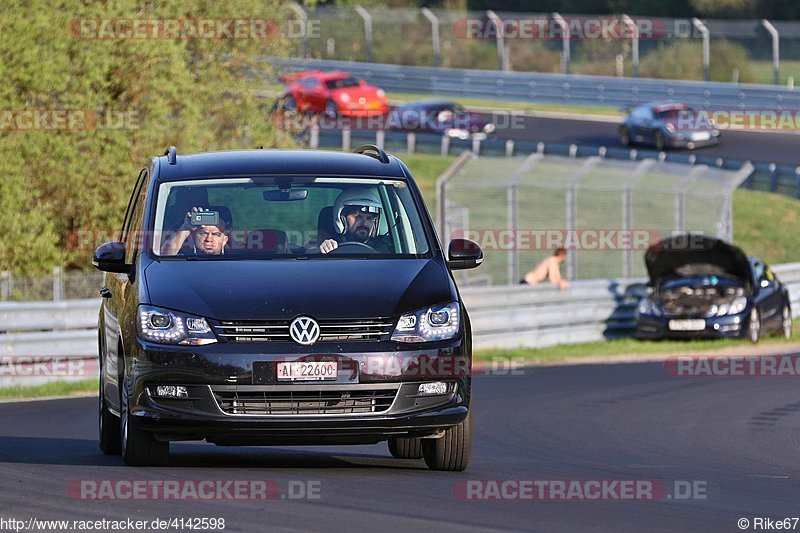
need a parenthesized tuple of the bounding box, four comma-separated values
(717, 297, 747, 316)
(638, 298, 662, 317)
(137, 305, 217, 346)
(339, 93, 351, 103)
(376, 89, 385, 98)
(483, 123, 496, 133)
(665, 123, 675, 133)
(391, 302, 460, 343)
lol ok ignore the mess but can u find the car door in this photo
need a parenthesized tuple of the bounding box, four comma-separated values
(752, 261, 783, 331)
(632, 106, 656, 143)
(102, 167, 148, 410)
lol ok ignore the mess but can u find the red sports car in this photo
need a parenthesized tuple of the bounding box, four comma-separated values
(278, 71, 389, 118)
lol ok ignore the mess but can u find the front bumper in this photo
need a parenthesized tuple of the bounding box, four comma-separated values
(637, 311, 748, 339)
(127, 338, 470, 445)
(666, 131, 721, 149)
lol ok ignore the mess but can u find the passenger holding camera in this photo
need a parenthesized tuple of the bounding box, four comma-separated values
(161, 207, 229, 256)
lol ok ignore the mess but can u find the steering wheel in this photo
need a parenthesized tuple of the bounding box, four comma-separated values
(328, 241, 379, 254)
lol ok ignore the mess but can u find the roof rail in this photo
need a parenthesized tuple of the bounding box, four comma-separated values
(353, 144, 389, 164)
(164, 146, 177, 165)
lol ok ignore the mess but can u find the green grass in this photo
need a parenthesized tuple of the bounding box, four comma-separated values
(0, 379, 95, 401)
(750, 60, 800, 86)
(475, 319, 800, 364)
(390, 92, 621, 117)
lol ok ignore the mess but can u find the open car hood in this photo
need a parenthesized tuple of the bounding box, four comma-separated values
(645, 234, 751, 286)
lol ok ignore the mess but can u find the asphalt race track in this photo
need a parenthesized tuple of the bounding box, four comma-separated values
(2, 362, 799, 532)
(492, 115, 800, 166)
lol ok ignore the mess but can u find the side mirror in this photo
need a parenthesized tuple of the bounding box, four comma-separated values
(93, 242, 131, 274)
(447, 239, 483, 270)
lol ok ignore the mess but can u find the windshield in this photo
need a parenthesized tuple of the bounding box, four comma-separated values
(324, 77, 361, 89)
(151, 177, 431, 260)
(660, 275, 742, 290)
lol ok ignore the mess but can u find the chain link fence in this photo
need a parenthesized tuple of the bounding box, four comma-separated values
(438, 152, 753, 286)
(0, 269, 104, 302)
(292, 6, 800, 84)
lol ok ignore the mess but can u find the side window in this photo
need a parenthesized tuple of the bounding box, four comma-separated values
(123, 170, 150, 263)
(120, 169, 147, 242)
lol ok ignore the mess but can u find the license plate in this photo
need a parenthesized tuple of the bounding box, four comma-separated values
(276, 361, 337, 381)
(692, 131, 711, 141)
(668, 319, 706, 331)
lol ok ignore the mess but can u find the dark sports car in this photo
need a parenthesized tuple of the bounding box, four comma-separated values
(619, 102, 721, 150)
(389, 100, 495, 140)
(636, 235, 791, 343)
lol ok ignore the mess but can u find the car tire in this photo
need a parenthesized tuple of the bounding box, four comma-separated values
(782, 305, 792, 339)
(98, 336, 121, 455)
(421, 414, 471, 471)
(388, 436, 423, 459)
(619, 126, 631, 147)
(654, 131, 666, 151)
(120, 368, 168, 467)
(281, 95, 298, 113)
(748, 308, 761, 344)
(324, 99, 339, 119)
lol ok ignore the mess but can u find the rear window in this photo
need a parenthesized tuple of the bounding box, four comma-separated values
(324, 77, 360, 89)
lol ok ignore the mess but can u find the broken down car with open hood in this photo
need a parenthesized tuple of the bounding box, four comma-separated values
(636, 234, 791, 343)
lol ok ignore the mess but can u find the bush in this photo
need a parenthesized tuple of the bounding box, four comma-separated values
(0, 0, 297, 274)
(639, 39, 754, 82)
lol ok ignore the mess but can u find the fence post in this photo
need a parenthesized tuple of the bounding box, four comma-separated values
(354, 6, 373, 63)
(796, 167, 800, 199)
(289, 2, 308, 59)
(440, 135, 450, 157)
(407, 132, 416, 154)
(0, 271, 11, 301)
(342, 127, 351, 151)
(553, 13, 571, 74)
(762, 19, 780, 86)
(435, 151, 474, 241)
(52, 266, 64, 301)
(421, 7, 441, 68)
(692, 18, 710, 81)
(507, 153, 543, 284)
(309, 123, 319, 149)
(622, 15, 639, 77)
(375, 130, 385, 150)
(486, 10, 510, 72)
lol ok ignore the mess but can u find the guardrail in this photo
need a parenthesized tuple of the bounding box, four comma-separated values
(309, 128, 799, 198)
(3, 262, 800, 385)
(269, 57, 800, 111)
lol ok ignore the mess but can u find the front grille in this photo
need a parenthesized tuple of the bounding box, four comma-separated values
(214, 318, 394, 343)
(212, 386, 399, 415)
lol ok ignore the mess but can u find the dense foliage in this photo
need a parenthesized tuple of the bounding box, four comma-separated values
(0, 0, 297, 274)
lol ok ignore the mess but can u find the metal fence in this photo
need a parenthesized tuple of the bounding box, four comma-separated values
(288, 6, 800, 84)
(437, 152, 753, 285)
(3, 262, 800, 385)
(269, 56, 800, 112)
(0, 269, 103, 302)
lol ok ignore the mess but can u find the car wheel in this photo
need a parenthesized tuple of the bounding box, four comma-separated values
(421, 414, 471, 471)
(619, 126, 631, 147)
(98, 338, 121, 455)
(281, 95, 298, 113)
(388, 436, 423, 459)
(654, 131, 666, 151)
(120, 367, 168, 466)
(324, 99, 339, 119)
(782, 305, 792, 339)
(748, 308, 761, 344)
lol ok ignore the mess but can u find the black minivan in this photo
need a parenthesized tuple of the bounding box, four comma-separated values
(93, 145, 482, 470)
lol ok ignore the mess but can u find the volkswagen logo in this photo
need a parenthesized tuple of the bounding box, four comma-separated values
(289, 316, 320, 345)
